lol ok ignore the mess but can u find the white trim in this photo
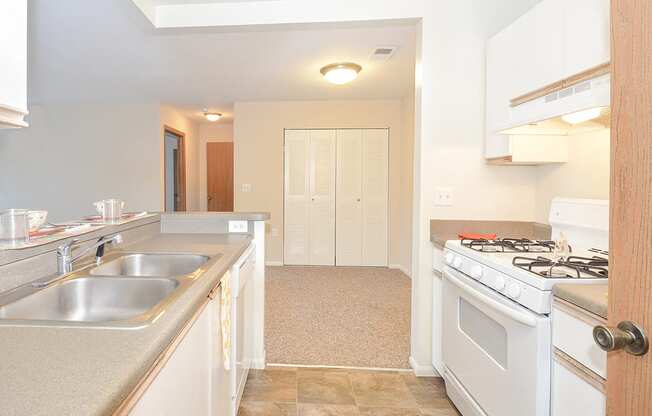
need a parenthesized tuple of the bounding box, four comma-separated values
(0, 104, 29, 128)
(409, 356, 438, 377)
(265, 261, 284, 266)
(251, 350, 266, 369)
(267, 363, 413, 373)
(388, 264, 411, 278)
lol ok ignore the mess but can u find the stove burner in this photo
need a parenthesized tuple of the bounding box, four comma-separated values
(461, 238, 558, 253)
(512, 255, 608, 279)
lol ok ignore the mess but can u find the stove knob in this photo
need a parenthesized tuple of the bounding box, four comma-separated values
(493, 276, 506, 291)
(470, 265, 483, 280)
(453, 257, 463, 269)
(507, 283, 522, 299)
(445, 253, 455, 266)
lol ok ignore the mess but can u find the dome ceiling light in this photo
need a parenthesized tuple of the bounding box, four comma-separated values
(320, 62, 362, 85)
(204, 112, 222, 122)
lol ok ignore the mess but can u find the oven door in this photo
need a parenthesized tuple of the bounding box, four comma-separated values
(442, 267, 551, 416)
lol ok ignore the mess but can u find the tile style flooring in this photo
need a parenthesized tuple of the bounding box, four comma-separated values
(238, 367, 461, 416)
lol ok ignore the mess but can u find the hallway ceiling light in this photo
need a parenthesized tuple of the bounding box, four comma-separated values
(320, 62, 362, 85)
(204, 112, 222, 122)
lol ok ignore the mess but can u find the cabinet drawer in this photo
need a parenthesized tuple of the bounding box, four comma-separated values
(552, 357, 605, 416)
(552, 300, 606, 378)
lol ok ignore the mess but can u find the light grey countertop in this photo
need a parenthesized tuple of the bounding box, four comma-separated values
(0, 232, 251, 416)
(553, 284, 608, 319)
(162, 211, 271, 221)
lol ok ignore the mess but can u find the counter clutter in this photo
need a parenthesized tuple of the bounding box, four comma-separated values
(0, 212, 269, 416)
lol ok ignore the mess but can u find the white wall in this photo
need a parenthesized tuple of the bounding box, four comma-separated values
(160, 105, 201, 210)
(535, 129, 610, 223)
(233, 100, 412, 270)
(0, 103, 162, 221)
(198, 123, 233, 211)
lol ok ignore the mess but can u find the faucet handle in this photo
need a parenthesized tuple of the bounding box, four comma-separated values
(57, 238, 79, 255)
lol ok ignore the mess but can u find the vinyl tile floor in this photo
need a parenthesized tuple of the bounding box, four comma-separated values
(238, 367, 461, 416)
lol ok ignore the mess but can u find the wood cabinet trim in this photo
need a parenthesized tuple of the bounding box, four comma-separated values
(510, 62, 611, 107)
(554, 347, 606, 394)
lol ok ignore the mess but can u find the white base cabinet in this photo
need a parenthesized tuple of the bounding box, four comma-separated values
(131, 301, 213, 416)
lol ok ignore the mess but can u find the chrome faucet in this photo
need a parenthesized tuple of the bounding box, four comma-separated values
(56, 234, 123, 276)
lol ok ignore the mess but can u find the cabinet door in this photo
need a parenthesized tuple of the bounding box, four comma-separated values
(0, 0, 28, 128)
(209, 294, 231, 416)
(486, 29, 515, 158)
(131, 304, 211, 416)
(563, 0, 610, 77)
(283, 130, 311, 265)
(361, 129, 388, 266)
(336, 129, 363, 265)
(308, 130, 336, 265)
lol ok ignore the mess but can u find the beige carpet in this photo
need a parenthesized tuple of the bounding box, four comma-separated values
(265, 266, 411, 369)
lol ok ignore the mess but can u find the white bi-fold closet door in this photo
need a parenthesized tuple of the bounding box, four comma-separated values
(284, 129, 337, 265)
(336, 129, 388, 266)
(283, 128, 388, 267)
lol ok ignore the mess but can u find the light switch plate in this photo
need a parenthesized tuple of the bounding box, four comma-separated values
(228, 220, 248, 233)
(242, 183, 252, 193)
(434, 188, 454, 206)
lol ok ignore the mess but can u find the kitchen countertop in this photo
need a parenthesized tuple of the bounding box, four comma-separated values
(0, 232, 252, 416)
(430, 219, 552, 249)
(162, 211, 271, 221)
(553, 284, 608, 319)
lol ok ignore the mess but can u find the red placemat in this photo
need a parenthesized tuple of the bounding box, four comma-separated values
(458, 233, 497, 241)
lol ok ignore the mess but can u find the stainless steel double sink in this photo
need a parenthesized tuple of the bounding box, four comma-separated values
(0, 253, 215, 329)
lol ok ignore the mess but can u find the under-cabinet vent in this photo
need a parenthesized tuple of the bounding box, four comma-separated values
(370, 46, 397, 60)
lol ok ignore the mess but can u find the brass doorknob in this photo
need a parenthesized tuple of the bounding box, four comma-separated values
(208, 196, 213, 201)
(593, 321, 649, 356)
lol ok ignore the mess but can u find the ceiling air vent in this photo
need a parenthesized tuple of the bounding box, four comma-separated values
(370, 46, 398, 61)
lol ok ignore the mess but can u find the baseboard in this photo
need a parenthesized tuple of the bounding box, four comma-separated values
(388, 264, 411, 278)
(265, 261, 283, 266)
(251, 350, 266, 369)
(409, 356, 438, 377)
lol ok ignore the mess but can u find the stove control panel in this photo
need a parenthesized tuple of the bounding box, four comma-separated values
(443, 248, 551, 314)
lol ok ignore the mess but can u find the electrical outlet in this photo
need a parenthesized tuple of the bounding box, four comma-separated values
(242, 183, 252, 193)
(228, 220, 248, 233)
(434, 188, 454, 206)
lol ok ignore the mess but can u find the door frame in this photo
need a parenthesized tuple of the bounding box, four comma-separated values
(163, 125, 187, 212)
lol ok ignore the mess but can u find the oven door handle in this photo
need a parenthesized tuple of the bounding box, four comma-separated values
(444, 270, 538, 327)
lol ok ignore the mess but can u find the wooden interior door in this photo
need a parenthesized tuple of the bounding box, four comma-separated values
(607, 2, 652, 414)
(206, 142, 234, 212)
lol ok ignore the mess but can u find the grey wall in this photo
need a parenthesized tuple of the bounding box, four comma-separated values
(0, 103, 162, 221)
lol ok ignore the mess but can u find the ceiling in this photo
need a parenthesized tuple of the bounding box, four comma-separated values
(27, 0, 416, 122)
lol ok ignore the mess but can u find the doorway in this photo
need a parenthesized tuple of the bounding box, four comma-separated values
(164, 127, 186, 212)
(206, 142, 234, 211)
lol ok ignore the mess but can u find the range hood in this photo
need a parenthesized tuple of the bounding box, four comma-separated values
(497, 73, 611, 136)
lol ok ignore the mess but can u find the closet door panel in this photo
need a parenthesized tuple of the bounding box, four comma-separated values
(309, 130, 336, 265)
(336, 129, 363, 266)
(283, 130, 311, 265)
(362, 129, 389, 266)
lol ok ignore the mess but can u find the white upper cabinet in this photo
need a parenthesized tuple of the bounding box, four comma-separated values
(485, 0, 610, 164)
(0, 0, 28, 129)
(563, 0, 610, 77)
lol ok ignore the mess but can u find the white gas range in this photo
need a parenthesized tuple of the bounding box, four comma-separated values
(441, 198, 609, 416)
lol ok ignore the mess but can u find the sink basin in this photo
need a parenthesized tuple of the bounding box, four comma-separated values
(0, 277, 179, 324)
(90, 253, 210, 277)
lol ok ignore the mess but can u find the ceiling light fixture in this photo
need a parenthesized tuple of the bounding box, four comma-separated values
(204, 112, 222, 122)
(320, 62, 362, 85)
(561, 107, 606, 125)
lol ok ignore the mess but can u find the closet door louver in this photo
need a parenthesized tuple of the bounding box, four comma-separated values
(308, 130, 337, 265)
(283, 130, 311, 265)
(336, 129, 363, 266)
(361, 129, 389, 266)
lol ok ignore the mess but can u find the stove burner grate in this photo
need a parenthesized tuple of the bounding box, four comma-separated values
(512, 255, 608, 279)
(461, 238, 558, 253)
